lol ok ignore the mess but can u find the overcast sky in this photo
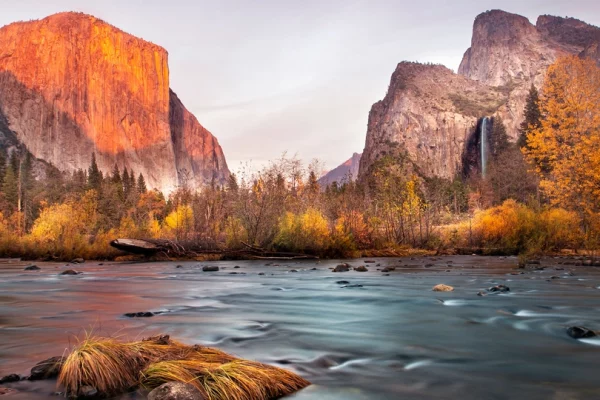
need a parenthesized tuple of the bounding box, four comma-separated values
(1, 0, 599, 173)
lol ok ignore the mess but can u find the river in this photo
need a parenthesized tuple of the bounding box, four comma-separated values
(1, 256, 600, 399)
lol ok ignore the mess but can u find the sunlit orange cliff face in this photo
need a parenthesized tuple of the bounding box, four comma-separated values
(0, 12, 229, 192)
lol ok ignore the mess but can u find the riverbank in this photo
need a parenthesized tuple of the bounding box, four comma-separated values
(2, 256, 600, 399)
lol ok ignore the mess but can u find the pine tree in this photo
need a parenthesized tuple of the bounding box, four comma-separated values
(0, 150, 6, 190)
(518, 84, 542, 148)
(137, 173, 147, 194)
(227, 173, 239, 193)
(489, 117, 510, 158)
(88, 153, 102, 190)
(2, 165, 18, 212)
(123, 167, 131, 197)
(307, 170, 320, 195)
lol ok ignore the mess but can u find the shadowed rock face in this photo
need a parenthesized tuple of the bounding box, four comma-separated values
(359, 10, 600, 182)
(0, 12, 228, 193)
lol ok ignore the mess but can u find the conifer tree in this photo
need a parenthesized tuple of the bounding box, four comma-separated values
(2, 165, 18, 212)
(87, 153, 102, 190)
(0, 150, 6, 186)
(137, 173, 147, 194)
(518, 84, 542, 148)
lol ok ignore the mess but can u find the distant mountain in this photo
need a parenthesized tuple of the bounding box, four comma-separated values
(0, 12, 229, 193)
(319, 153, 362, 186)
(358, 10, 600, 181)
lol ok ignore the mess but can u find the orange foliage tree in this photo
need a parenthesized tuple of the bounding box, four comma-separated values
(524, 56, 600, 220)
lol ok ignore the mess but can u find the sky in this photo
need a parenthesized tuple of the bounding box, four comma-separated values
(1, 0, 599, 174)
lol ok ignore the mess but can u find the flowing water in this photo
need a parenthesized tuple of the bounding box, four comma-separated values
(1, 256, 600, 399)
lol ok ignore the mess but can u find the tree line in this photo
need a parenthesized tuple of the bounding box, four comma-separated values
(0, 55, 598, 259)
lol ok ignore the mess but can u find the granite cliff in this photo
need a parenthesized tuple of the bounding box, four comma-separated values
(0, 12, 229, 193)
(359, 10, 600, 181)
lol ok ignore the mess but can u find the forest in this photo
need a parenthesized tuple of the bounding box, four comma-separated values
(0, 56, 598, 260)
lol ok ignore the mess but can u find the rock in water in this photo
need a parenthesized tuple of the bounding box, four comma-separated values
(202, 266, 219, 272)
(124, 312, 154, 318)
(60, 269, 80, 275)
(333, 264, 350, 272)
(432, 284, 454, 292)
(567, 326, 597, 339)
(148, 382, 206, 400)
(70, 258, 85, 264)
(354, 266, 368, 272)
(0, 374, 20, 383)
(24, 265, 40, 271)
(30, 356, 64, 380)
(0, 12, 229, 193)
(487, 285, 510, 293)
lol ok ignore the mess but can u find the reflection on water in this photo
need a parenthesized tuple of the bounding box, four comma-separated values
(1, 256, 600, 399)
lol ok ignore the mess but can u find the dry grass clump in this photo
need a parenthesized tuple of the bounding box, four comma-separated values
(58, 336, 145, 395)
(141, 359, 310, 400)
(58, 334, 310, 399)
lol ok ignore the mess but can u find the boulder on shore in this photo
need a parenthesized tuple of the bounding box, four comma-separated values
(432, 284, 454, 292)
(148, 382, 206, 400)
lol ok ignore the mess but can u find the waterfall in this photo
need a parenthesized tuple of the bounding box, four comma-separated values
(481, 117, 488, 178)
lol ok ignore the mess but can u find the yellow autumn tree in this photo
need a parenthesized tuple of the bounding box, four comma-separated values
(524, 56, 600, 218)
(164, 205, 194, 240)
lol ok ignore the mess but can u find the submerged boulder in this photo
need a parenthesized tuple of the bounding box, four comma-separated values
(567, 326, 597, 339)
(432, 284, 454, 292)
(30, 356, 64, 380)
(148, 382, 206, 400)
(24, 265, 40, 271)
(202, 266, 219, 272)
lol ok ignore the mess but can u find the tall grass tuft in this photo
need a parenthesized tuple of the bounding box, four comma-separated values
(58, 336, 145, 396)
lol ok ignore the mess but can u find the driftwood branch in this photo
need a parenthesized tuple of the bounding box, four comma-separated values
(110, 238, 318, 260)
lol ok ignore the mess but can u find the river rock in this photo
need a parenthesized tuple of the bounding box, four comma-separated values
(0, 374, 20, 384)
(333, 264, 350, 272)
(60, 269, 80, 275)
(342, 284, 364, 288)
(71, 258, 85, 264)
(234, 266, 240, 269)
(148, 382, 206, 400)
(30, 356, 64, 380)
(364, 260, 376, 264)
(124, 312, 154, 318)
(24, 265, 40, 271)
(354, 266, 368, 272)
(487, 285, 510, 293)
(202, 266, 219, 272)
(432, 284, 454, 292)
(567, 326, 597, 339)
